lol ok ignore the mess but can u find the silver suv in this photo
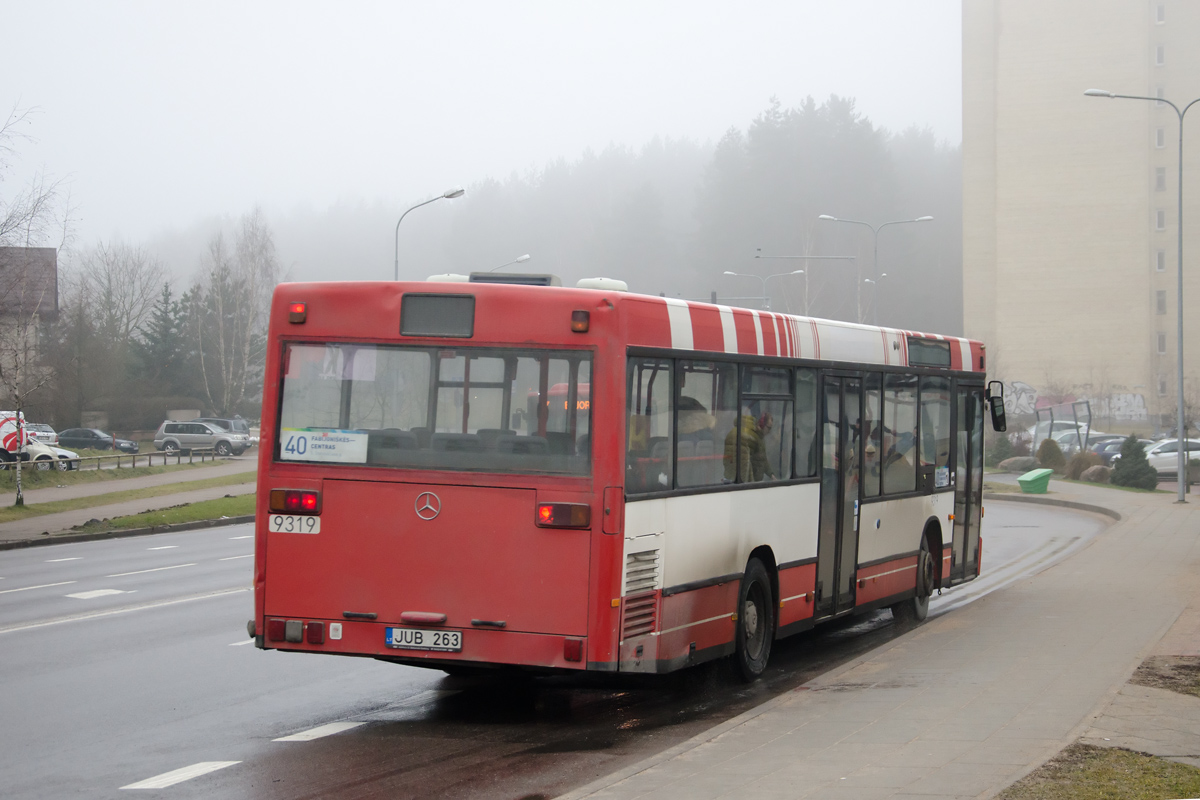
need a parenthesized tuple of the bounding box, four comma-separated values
(154, 420, 249, 456)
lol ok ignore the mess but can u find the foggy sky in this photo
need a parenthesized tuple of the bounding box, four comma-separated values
(2, 1, 961, 253)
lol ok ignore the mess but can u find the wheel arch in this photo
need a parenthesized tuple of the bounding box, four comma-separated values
(747, 544, 779, 607)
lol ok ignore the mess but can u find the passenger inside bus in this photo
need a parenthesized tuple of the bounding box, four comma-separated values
(724, 411, 776, 483)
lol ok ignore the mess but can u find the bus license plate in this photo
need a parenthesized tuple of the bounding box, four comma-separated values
(268, 514, 321, 534)
(385, 627, 462, 652)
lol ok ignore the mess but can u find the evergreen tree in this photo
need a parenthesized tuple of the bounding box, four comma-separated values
(132, 284, 188, 391)
(1111, 435, 1159, 490)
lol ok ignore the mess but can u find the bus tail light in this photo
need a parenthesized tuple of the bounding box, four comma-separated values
(267, 619, 286, 642)
(306, 622, 325, 644)
(289, 302, 307, 323)
(564, 638, 583, 662)
(571, 310, 589, 332)
(536, 503, 590, 528)
(269, 489, 321, 514)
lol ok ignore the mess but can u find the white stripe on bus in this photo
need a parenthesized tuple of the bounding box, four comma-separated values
(664, 298, 693, 351)
(717, 305, 737, 353)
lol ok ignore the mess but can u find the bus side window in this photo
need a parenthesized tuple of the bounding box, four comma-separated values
(920, 376, 952, 489)
(626, 359, 673, 493)
(863, 373, 883, 497)
(883, 374, 919, 494)
(794, 368, 819, 478)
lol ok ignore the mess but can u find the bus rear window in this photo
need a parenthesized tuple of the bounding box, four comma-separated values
(278, 343, 591, 475)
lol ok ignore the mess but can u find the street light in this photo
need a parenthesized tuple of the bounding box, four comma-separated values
(394, 186, 466, 281)
(488, 254, 532, 272)
(754, 251, 857, 315)
(1086, 87, 1200, 503)
(723, 269, 803, 311)
(817, 214, 933, 323)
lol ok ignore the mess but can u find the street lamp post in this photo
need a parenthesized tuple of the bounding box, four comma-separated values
(1086, 88, 1200, 503)
(754, 251, 857, 315)
(723, 270, 803, 311)
(863, 273, 888, 325)
(394, 186, 466, 281)
(817, 214, 933, 323)
(488, 254, 532, 272)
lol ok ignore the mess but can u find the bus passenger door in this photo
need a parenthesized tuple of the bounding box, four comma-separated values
(952, 385, 985, 582)
(816, 376, 862, 619)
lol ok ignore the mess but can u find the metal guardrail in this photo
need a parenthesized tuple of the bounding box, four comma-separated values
(69, 449, 222, 471)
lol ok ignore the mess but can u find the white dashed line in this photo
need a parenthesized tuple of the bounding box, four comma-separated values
(45, 557, 82, 562)
(120, 761, 240, 789)
(228, 535, 253, 540)
(106, 564, 196, 578)
(273, 721, 365, 741)
(0, 588, 248, 635)
(67, 589, 130, 600)
(219, 554, 253, 561)
(147, 546, 178, 550)
(228, 639, 255, 646)
(0, 581, 76, 595)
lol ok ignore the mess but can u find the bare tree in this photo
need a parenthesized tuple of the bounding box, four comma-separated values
(80, 242, 165, 344)
(0, 104, 71, 505)
(189, 208, 279, 416)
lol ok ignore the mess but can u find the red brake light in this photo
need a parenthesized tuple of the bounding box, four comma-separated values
(563, 637, 583, 662)
(535, 503, 590, 528)
(288, 302, 307, 323)
(269, 489, 321, 515)
(267, 619, 286, 642)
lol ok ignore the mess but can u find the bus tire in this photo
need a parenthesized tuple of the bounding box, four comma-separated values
(892, 535, 934, 624)
(731, 558, 775, 682)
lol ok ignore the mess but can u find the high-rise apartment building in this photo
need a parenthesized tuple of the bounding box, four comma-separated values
(964, 0, 1200, 431)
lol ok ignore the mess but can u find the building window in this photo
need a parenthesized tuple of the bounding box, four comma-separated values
(1156, 45, 1165, 66)
(1157, 127, 1166, 148)
(1157, 4, 1165, 23)
(1159, 375, 1168, 396)
(1157, 209, 1167, 230)
(1158, 250, 1167, 271)
(1158, 333, 1167, 354)
(1157, 290, 1168, 315)
(1156, 167, 1167, 191)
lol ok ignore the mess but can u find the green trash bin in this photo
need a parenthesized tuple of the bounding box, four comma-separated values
(1018, 468, 1053, 494)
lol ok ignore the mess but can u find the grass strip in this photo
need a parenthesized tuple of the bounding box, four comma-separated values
(0, 472, 254, 522)
(77, 494, 257, 532)
(0, 460, 239, 491)
(998, 743, 1200, 800)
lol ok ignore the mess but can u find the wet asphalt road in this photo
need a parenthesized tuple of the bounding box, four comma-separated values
(0, 504, 1106, 799)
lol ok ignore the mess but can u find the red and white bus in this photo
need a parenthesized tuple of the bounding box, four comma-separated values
(252, 277, 1005, 680)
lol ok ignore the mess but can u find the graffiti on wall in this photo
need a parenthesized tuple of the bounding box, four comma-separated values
(1002, 382, 1148, 421)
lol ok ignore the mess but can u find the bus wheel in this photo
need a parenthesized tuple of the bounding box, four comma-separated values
(732, 558, 775, 682)
(892, 536, 934, 624)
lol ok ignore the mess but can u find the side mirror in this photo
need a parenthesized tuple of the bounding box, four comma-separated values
(986, 380, 1007, 432)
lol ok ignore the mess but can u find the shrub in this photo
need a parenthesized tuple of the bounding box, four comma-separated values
(1036, 437, 1066, 472)
(1065, 451, 1102, 480)
(1111, 435, 1159, 490)
(986, 433, 1013, 467)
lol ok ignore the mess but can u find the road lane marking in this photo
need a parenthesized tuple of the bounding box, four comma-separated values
(228, 535, 253, 540)
(121, 761, 240, 789)
(106, 564, 196, 577)
(147, 546, 178, 550)
(274, 721, 365, 741)
(0, 581, 76, 595)
(229, 639, 255, 646)
(219, 554, 253, 561)
(0, 587, 248, 634)
(45, 557, 82, 562)
(67, 589, 130, 600)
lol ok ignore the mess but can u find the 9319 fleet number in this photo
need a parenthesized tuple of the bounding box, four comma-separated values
(268, 514, 320, 534)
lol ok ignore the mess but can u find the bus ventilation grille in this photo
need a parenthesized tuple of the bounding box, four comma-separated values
(624, 550, 660, 594)
(622, 550, 660, 640)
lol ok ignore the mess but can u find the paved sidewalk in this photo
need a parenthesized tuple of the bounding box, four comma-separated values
(561, 481, 1200, 799)
(0, 458, 257, 543)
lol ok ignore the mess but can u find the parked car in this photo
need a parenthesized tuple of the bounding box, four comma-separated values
(57, 428, 140, 454)
(154, 420, 250, 456)
(1142, 439, 1200, 478)
(0, 440, 79, 471)
(194, 417, 255, 447)
(25, 423, 58, 445)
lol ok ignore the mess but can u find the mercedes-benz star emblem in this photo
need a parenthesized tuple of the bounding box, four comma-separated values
(414, 492, 441, 521)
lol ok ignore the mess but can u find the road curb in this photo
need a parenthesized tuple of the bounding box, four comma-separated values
(0, 514, 256, 551)
(983, 491, 1122, 521)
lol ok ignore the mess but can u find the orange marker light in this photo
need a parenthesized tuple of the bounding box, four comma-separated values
(288, 302, 307, 323)
(571, 310, 589, 332)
